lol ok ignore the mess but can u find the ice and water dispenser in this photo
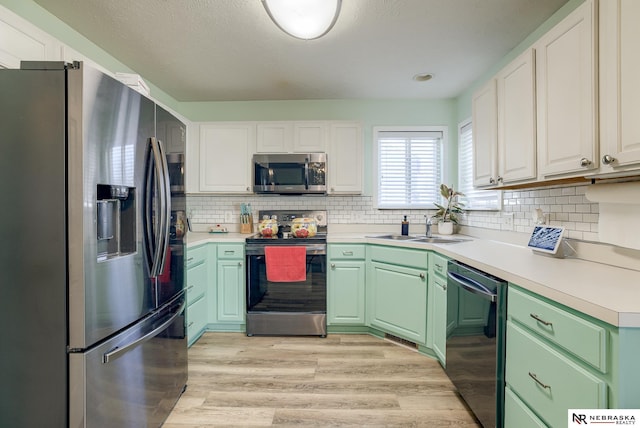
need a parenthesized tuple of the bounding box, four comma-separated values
(96, 184, 136, 261)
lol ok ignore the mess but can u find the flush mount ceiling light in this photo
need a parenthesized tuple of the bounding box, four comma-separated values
(261, 0, 342, 40)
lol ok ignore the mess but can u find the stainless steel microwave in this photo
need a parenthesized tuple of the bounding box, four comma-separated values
(253, 153, 327, 194)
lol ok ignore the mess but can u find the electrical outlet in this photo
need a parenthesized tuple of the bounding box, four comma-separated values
(502, 212, 514, 231)
(224, 211, 234, 223)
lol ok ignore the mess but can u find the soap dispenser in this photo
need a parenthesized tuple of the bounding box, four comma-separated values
(401, 215, 409, 236)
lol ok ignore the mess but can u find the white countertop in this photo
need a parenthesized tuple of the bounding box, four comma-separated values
(184, 228, 640, 328)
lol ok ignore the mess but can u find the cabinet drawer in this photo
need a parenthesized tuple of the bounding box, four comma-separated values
(506, 322, 607, 428)
(509, 287, 608, 372)
(187, 295, 207, 345)
(429, 252, 448, 278)
(369, 245, 428, 269)
(328, 244, 365, 260)
(186, 244, 207, 268)
(186, 261, 207, 305)
(217, 243, 244, 259)
(505, 387, 547, 428)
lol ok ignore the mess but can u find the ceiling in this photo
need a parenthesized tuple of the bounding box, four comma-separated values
(33, 0, 570, 102)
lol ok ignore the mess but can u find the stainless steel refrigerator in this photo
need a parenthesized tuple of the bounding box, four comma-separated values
(0, 61, 188, 427)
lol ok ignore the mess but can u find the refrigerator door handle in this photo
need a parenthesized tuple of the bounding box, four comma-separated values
(145, 137, 169, 278)
(102, 299, 186, 364)
(156, 138, 172, 275)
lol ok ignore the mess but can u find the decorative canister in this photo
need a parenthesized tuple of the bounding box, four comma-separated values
(291, 217, 317, 238)
(258, 218, 279, 237)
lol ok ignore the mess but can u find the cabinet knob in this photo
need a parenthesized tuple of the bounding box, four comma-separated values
(602, 154, 616, 165)
(489, 177, 496, 185)
(246, 187, 250, 191)
(419, 273, 425, 280)
(497, 176, 503, 183)
(238, 262, 242, 267)
(331, 263, 336, 269)
(579, 158, 592, 167)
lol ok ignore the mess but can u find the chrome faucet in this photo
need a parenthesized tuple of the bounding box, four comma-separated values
(425, 215, 434, 237)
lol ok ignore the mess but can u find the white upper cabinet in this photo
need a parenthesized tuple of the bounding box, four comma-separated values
(328, 122, 363, 194)
(256, 122, 293, 153)
(597, 0, 640, 176)
(536, 0, 598, 178)
(472, 79, 498, 188)
(0, 7, 59, 68)
(255, 121, 327, 153)
(199, 123, 255, 193)
(293, 122, 328, 153)
(497, 49, 537, 184)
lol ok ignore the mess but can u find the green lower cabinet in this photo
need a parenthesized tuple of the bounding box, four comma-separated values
(216, 258, 245, 324)
(430, 274, 447, 364)
(506, 321, 607, 427)
(186, 244, 209, 346)
(368, 260, 428, 345)
(327, 260, 366, 325)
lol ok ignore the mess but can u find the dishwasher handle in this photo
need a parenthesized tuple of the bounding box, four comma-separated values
(447, 271, 497, 302)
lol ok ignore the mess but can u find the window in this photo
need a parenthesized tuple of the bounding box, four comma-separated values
(457, 120, 501, 210)
(374, 127, 445, 209)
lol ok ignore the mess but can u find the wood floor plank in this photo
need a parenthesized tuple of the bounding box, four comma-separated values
(164, 333, 481, 427)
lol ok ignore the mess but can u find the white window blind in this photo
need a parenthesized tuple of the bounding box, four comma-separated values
(376, 130, 442, 209)
(457, 121, 501, 210)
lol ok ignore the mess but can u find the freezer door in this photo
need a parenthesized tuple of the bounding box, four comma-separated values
(69, 294, 187, 428)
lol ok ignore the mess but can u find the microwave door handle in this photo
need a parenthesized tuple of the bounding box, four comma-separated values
(447, 271, 497, 302)
(304, 158, 310, 190)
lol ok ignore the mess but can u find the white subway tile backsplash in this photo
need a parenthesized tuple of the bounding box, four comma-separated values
(186, 183, 601, 242)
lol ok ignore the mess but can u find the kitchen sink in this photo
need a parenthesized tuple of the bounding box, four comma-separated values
(410, 237, 471, 244)
(370, 234, 470, 244)
(371, 234, 418, 240)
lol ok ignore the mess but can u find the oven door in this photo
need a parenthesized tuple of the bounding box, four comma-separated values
(246, 245, 327, 314)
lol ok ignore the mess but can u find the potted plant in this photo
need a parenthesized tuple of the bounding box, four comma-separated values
(433, 184, 465, 235)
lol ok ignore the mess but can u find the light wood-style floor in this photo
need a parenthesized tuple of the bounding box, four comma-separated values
(163, 333, 481, 427)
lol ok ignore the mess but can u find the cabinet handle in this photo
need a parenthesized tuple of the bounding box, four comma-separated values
(187, 257, 194, 262)
(225, 250, 235, 255)
(435, 263, 442, 270)
(342, 251, 353, 256)
(530, 313, 553, 326)
(489, 177, 496, 185)
(528, 372, 551, 390)
(187, 285, 194, 291)
(419, 273, 425, 280)
(331, 263, 336, 269)
(602, 154, 616, 165)
(188, 321, 194, 328)
(497, 176, 503, 183)
(579, 157, 592, 167)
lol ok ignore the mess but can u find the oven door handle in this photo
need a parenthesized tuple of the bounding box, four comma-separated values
(447, 271, 497, 302)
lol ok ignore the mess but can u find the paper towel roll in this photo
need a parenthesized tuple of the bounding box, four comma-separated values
(585, 181, 640, 204)
(585, 181, 640, 250)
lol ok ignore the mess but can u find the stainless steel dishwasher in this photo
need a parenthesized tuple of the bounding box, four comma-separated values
(446, 260, 507, 428)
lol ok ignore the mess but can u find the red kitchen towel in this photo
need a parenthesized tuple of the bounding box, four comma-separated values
(265, 246, 307, 282)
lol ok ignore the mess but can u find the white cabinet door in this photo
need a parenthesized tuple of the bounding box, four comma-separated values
(199, 123, 255, 193)
(472, 79, 498, 188)
(0, 7, 59, 68)
(536, 0, 597, 178)
(497, 49, 537, 184)
(328, 122, 363, 194)
(256, 122, 293, 153)
(293, 122, 327, 152)
(598, 0, 640, 175)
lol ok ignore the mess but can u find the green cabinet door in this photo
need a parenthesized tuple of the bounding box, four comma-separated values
(368, 261, 428, 344)
(327, 260, 366, 325)
(216, 259, 245, 323)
